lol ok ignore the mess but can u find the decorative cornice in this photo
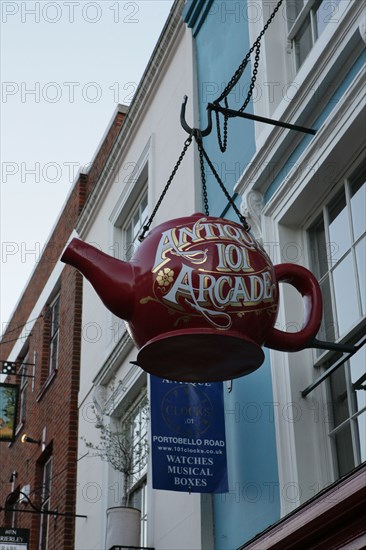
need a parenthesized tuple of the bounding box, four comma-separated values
(262, 68, 365, 219)
(92, 329, 134, 386)
(104, 364, 142, 416)
(241, 190, 264, 243)
(235, 0, 364, 198)
(182, 0, 214, 36)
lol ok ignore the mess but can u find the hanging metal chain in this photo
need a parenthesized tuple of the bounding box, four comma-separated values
(239, 42, 261, 113)
(196, 138, 250, 232)
(215, 42, 260, 152)
(214, 0, 284, 105)
(215, 98, 229, 152)
(197, 134, 210, 216)
(212, 0, 283, 151)
(138, 135, 193, 241)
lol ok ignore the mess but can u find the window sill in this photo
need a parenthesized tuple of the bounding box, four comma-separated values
(36, 369, 57, 402)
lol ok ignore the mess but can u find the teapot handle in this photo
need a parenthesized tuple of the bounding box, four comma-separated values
(264, 263, 323, 352)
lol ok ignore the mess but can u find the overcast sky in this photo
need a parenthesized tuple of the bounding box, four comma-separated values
(1, 0, 174, 332)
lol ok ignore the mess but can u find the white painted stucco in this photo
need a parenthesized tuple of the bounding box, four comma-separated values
(74, 8, 203, 550)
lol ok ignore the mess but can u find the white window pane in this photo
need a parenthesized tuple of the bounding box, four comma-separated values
(309, 217, 328, 278)
(330, 365, 349, 427)
(355, 237, 366, 315)
(125, 223, 134, 261)
(141, 193, 148, 215)
(333, 424, 355, 476)
(350, 345, 366, 412)
(295, 17, 313, 68)
(316, 0, 341, 38)
(351, 180, 366, 242)
(333, 254, 359, 337)
(126, 223, 132, 246)
(51, 296, 60, 336)
(123, 191, 148, 261)
(50, 335, 59, 372)
(133, 212, 140, 238)
(319, 276, 336, 342)
(328, 191, 351, 265)
(356, 413, 366, 463)
(44, 458, 52, 495)
(286, 0, 304, 30)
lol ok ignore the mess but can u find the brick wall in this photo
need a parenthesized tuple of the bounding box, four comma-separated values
(0, 107, 126, 550)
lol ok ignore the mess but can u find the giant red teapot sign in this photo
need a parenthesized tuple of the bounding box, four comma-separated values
(61, 214, 322, 381)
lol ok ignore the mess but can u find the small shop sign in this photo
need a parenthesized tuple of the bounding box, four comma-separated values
(0, 383, 19, 442)
(0, 528, 29, 550)
(150, 376, 228, 493)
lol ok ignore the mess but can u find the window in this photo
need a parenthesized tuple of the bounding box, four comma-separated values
(327, 338, 366, 477)
(49, 295, 60, 374)
(130, 480, 148, 546)
(286, 0, 341, 70)
(4, 486, 20, 528)
(123, 397, 148, 486)
(39, 457, 52, 550)
(308, 166, 366, 478)
(309, 169, 365, 344)
(121, 396, 148, 545)
(123, 189, 148, 261)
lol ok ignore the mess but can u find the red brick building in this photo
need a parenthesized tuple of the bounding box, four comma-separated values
(0, 105, 126, 550)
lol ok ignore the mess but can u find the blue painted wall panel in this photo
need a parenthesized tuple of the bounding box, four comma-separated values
(192, 0, 257, 217)
(184, 2, 281, 548)
(215, 354, 280, 550)
(184, 1, 366, 547)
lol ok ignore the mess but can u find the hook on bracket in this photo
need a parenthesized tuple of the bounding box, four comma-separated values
(180, 95, 213, 138)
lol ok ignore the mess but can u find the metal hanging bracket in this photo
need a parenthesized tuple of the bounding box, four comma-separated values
(180, 95, 213, 138)
(209, 103, 317, 136)
(1, 491, 87, 519)
(1, 360, 35, 378)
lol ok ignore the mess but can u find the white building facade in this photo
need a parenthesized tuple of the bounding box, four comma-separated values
(73, 0, 366, 548)
(73, 2, 207, 549)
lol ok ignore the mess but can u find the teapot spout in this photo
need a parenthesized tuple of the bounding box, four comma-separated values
(61, 238, 135, 320)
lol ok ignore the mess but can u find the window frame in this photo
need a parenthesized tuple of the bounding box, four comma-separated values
(106, 375, 149, 546)
(109, 139, 151, 262)
(261, 154, 365, 513)
(48, 294, 60, 375)
(305, 165, 366, 478)
(129, 477, 148, 546)
(307, 169, 366, 345)
(286, 0, 342, 71)
(121, 394, 149, 491)
(39, 456, 52, 550)
(122, 395, 149, 548)
(108, 140, 150, 347)
(122, 186, 148, 262)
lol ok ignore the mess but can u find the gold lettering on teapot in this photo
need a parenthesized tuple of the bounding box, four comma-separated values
(151, 219, 276, 329)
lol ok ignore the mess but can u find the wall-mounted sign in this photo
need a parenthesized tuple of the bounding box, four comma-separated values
(0, 528, 29, 549)
(0, 382, 19, 442)
(150, 375, 228, 493)
(62, 213, 322, 382)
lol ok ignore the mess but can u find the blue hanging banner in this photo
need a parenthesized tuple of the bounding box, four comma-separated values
(150, 376, 228, 493)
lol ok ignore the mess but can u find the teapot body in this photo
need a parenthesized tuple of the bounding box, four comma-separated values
(129, 214, 279, 380)
(62, 213, 322, 382)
